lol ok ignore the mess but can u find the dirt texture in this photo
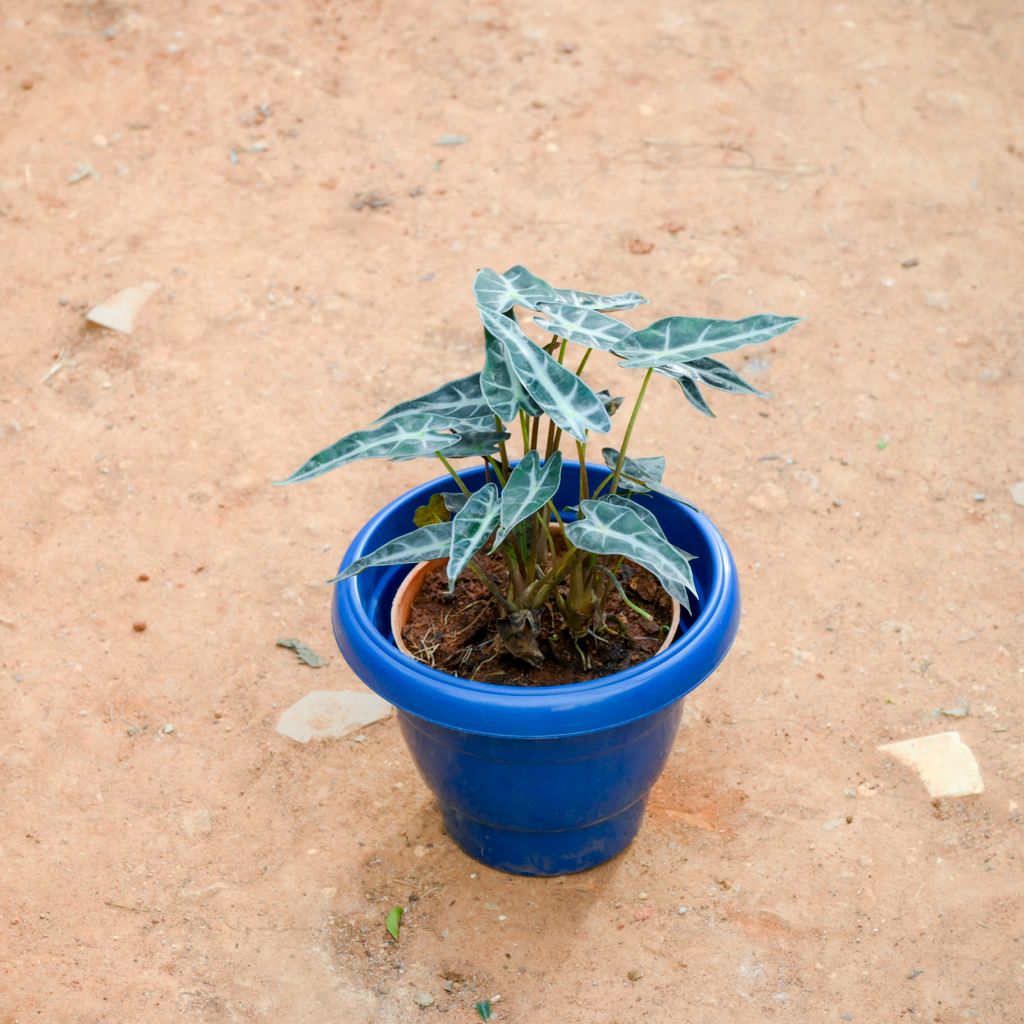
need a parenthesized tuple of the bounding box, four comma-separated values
(401, 555, 675, 685)
(1, 2, 1023, 1023)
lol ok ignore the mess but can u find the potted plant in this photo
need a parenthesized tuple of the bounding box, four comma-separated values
(282, 266, 800, 876)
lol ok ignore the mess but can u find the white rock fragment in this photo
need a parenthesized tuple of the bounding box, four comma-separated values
(1011, 481, 1024, 507)
(181, 808, 213, 835)
(879, 730, 984, 798)
(86, 281, 160, 335)
(276, 690, 391, 743)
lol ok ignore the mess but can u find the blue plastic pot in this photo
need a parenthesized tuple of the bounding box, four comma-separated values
(332, 462, 740, 876)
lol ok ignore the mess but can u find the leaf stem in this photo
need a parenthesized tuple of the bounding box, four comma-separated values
(574, 348, 592, 377)
(518, 411, 530, 454)
(494, 416, 510, 476)
(436, 452, 470, 496)
(484, 456, 507, 487)
(610, 367, 654, 496)
(575, 440, 589, 500)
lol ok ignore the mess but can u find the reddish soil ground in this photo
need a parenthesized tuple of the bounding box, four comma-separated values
(1, 2, 1021, 1022)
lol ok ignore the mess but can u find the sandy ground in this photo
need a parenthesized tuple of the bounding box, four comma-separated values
(2, 1, 1023, 1021)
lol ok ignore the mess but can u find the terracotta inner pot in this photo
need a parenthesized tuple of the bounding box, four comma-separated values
(391, 557, 682, 670)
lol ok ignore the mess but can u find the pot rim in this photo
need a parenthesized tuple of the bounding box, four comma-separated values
(332, 461, 740, 739)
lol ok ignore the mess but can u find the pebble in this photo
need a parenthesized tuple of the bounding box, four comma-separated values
(435, 134, 468, 146)
(86, 281, 160, 335)
(1011, 481, 1024, 507)
(925, 290, 950, 311)
(182, 808, 213, 835)
(972, 492, 986, 502)
(627, 969, 643, 981)
(162, 723, 175, 734)
(901, 257, 919, 268)
(126, 725, 142, 736)
(879, 731, 983, 798)
(58, 295, 69, 306)
(68, 162, 95, 184)
(413, 991, 435, 1007)
(276, 690, 391, 743)
(677, 905, 689, 914)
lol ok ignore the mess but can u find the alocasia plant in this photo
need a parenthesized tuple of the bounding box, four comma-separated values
(282, 266, 800, 670)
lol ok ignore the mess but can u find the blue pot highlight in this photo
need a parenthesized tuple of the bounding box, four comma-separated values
(332, 462, 740, 875)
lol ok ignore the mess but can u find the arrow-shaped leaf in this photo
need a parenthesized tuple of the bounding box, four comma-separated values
(481, 308, 612, 443)
(677, 377, 715, 417)
(481, 325, 542, 422)
(442, 491, 469, 515)
(435, 429, 511, 459)
(595, 388, 625, 416)
(616, 313, 801, 368)
(601, 447, 698, 509)
(532, 302, 634, 351)
(448, 483, 500, 590)
(474, 265, 558, 313)
(656, 356, 768, 398)
(375, 373, 492, 428)
(602, 493, 664, 535)
(281, 415, 459, 484)
(565, 499, 697, 610)
(549, 286, 647, 311)
(329, 522, 453, 582)
(492, 450, 563, 550)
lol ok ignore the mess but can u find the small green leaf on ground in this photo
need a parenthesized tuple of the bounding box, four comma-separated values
(386, 905, 403, 941)
(276, 638, 327, 668)
(876, 437, 889, 449)
(475, 999, 492, 1021)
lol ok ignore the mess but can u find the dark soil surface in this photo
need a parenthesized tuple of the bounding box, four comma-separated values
(401, 555, 676, 685)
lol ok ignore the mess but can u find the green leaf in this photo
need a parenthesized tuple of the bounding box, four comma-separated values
(474, 265, 558, 313)
(442, 491, 469, 515)
(385, 905, 403, 941)
(475, 1000, 493, 1022)
(602, 493, 663, 535)
(677, 377, 715, 417)
(549, 286, 647, 311)
(281, 414, 459, 484)
(601, 448, 699, 509)
(438, 429, 511, 459)
(481, 325, 542, 421)
(375, 373, 491, 428)
(413, 492, 451, 527)
(481, 308, 612, 443)
(655, 356, 768, 398)
(565, 499, 697, 610)
(617, 313, 801, 368)
(275, 637, 327, 668)
(329, 523, 453, 582)
(492, 451, 563, 550)
(448, 483, 500, 590)
(532, 302, 634, 351)
(602, 447, 664, 485)
(595, 389, 625, 416)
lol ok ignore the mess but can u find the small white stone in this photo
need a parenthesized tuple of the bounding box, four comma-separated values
(86, 281, 160, 335)
(162, 723, 175, 734)
(181, 809, 213, 835)
(1011, 481, 1024, 507)
(879, 731, 984, 798)
(276, 690, 391, 743)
